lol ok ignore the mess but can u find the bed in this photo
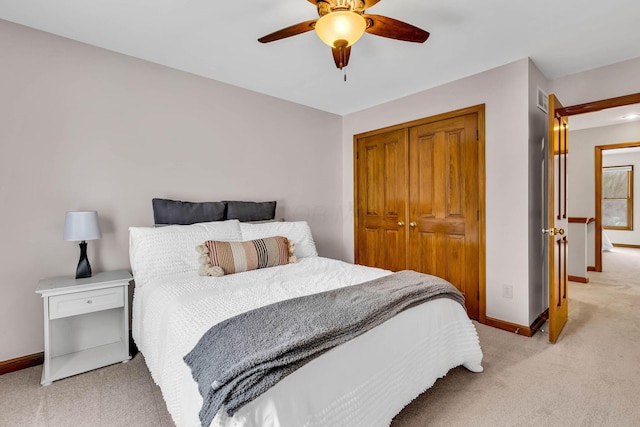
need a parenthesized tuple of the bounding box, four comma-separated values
(129, 216, 483, 427)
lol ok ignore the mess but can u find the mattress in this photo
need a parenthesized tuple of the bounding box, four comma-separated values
(132, 256, 483, 427)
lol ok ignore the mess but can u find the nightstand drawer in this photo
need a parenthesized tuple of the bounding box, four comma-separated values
(49, 287, 124, 320)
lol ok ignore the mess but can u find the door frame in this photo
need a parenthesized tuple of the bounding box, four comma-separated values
(559, 92, 640, 272)
(353, 104, 486, 323)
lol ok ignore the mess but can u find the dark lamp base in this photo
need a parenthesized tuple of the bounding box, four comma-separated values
(76, 241, 92, 279)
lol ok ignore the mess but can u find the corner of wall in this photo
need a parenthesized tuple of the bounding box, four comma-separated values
(527, 59, 551, 325)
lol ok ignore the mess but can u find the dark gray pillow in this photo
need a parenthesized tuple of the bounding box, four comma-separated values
(152, 198, 226, 225)
(224, 201, 277, 222)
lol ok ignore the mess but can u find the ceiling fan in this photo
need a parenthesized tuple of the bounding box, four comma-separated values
(258, 0, 430, 70)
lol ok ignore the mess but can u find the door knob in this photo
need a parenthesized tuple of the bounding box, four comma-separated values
(409, 222, 417, 228)
(542, 227, 565, 236)
(397, 221, 405, 227)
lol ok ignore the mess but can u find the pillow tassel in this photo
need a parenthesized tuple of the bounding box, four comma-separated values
(287, 240, 297, 264)
(207, 266, 225, 277)
(196, 244, 209, 255)
(196, 244, 217, 276)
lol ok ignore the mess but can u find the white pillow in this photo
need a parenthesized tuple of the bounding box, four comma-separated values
(129, 220, 242, 287)
(240, 221, 318, 258)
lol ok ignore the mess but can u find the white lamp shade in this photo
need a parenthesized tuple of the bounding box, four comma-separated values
(315, 11, 367, 48)
(63, 211, 102, 241)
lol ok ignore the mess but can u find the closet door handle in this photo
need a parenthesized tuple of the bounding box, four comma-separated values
(398, 221, 405, 227)
(409, 222, 417, 228)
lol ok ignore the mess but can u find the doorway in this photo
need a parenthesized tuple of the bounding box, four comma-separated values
(561, 94, 640, 273)
(595, 142, 640, 272)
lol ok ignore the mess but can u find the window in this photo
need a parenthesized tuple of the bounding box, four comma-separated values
(602, 165, 633, 230)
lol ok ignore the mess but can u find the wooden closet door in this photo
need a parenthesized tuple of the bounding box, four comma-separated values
(408, 113, 480, 319)
(355, 129, 408, 271)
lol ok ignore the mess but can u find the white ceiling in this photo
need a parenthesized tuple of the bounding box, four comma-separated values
(1, 0, 639, 116)
(570, 104, 640, 131)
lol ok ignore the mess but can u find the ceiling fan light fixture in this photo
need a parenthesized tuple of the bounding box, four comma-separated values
(315, 11, 367, 48)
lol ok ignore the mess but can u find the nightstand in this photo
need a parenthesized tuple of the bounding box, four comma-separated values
(36, 270, 132, 385)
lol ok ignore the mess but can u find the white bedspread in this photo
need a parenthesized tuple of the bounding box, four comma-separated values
(133, 257, 483, 427)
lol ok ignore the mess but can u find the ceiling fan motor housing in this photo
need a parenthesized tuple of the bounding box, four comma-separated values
(317, 0, 366, 16)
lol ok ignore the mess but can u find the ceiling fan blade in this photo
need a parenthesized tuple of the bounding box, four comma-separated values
(364, 14, 429, 43)
(332, 45, 351, 69)
(258, 19, 317, 43)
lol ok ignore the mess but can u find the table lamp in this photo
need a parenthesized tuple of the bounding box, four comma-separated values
(63, 211, 102, 279)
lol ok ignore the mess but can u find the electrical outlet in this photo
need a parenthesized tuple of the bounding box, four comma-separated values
(502, 284, 513, 299)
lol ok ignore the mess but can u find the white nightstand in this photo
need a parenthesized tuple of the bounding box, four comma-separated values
(36, 270, 132, 385)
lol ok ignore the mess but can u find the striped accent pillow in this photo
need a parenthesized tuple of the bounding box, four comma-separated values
(196, 236, 296, 276)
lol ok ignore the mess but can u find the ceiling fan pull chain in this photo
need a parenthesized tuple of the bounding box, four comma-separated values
(344, 68, 347, 82)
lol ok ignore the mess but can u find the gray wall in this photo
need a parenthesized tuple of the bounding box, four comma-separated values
(527, 59, 550, 325)
(550, 57, 640, 107)
(0, 20, 343, 361)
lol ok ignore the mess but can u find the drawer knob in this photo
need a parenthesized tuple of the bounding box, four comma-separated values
(86, 299, 93, 304)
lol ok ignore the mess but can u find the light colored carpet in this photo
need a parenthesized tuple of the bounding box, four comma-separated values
(1, 248, 639, 427)
(394, 247, 640, 427)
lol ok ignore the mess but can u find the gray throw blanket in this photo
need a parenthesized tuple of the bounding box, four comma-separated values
(184, 270, 464, 426)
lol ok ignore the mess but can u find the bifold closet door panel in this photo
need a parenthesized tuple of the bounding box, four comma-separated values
(407, 113, 480, 318)
(355, 129, 408, 272)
